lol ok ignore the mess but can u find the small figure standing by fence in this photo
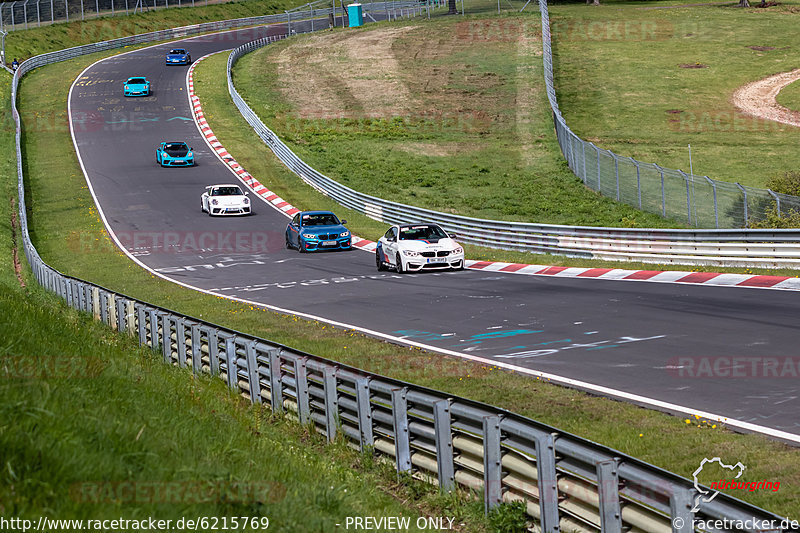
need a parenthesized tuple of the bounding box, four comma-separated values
(11, 58, 18, 71)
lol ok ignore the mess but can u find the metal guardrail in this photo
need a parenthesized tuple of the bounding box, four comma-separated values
(8, 9, 798, 532)
(226, 33, 800, 269)
(536, 1, 800, 229)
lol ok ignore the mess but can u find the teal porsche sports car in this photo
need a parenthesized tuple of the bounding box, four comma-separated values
(156, 142, 195, 167)
(123, 76, 150, 96)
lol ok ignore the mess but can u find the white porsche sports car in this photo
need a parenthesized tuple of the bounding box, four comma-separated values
(201, 184, 251, 216)
(376, 223, 464, 273)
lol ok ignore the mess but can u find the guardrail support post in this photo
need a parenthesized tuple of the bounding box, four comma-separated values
(355, 377, 373, 452)
(245, 340, 261, 404)
(99, 291, 109, 325)
(175, 318, 187, 368)
(596, 460, 622, 533)
(146, 309, 157, 349)
(125, 300, 135, 336)
(670, 488, 694, 533)
(268, 349, 283, 412)
(208, 329, 220, 376)
(536, 433, 560, 532)
(160, 314, 172, 364)
(190, 324, 201, 374)
(116, 297, 126, 332)
(392, 387, 411, 475)
(294, 357, 311, 425)
(433, 399, 455, 492)
(323, 366, 339, 441)
(137, 306, 147, 346)
(704, 176, 718, 228)
(482, 415, 502, 513)
(225, 336, 238, 390)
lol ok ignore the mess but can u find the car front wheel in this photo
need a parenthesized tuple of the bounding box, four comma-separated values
(395, 253, 404, 274)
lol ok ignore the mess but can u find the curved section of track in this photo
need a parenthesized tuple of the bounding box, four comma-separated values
(67, 25, 800, 440)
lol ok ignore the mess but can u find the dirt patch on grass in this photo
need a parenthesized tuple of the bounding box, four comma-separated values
(679, 63, 708, 68)
(748, 45, 776, 51)
(275, 27, 417, 118)
(732, 68, 800, 128)
(394, 142, 478, 157)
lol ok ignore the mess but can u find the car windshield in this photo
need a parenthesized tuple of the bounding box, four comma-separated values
(302, 213, 340, 226)
(165, 143, 188, 150)
(169, 49, 186, 55)
(128, 78, 146, 84)
(211, 187, 243, 196)
(399, 225, 448, 241)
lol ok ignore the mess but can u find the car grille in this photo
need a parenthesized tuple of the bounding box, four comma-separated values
(317, 234, 338, 240)
(420, 251, 451, 258)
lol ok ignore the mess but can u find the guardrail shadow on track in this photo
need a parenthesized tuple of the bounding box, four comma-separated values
(10, 6, 797, 532)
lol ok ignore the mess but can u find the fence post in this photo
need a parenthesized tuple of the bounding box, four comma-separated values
(614, 153, 620, 201)
(391, 387, 411, 475)
(632, 157, 641, 209)
(268, 349, 283, 412)
(767, 188, 781, 217)
(704, 176, 718, 228)
(433, 399, 455, 491)
(655, 164, 666, 217)
(679, 170, 692, 226)
(323, 365, 339, 441)
(294, 357, 311, 425)
(355, 377, 374, 452)
(596, 460, 622, 533)
(595, 143, 601, 192)
(536, 433, 560, 532)
(736, 182, 748, 228)
(482, 415, 502, 514)
(581, 140, 587, 184)
(245, 341, 261, 404)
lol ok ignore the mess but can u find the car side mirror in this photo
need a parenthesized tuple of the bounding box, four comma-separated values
(449, 233, 458, 239)
(190, 147, 194, 151)
(340, 219, 347, 225)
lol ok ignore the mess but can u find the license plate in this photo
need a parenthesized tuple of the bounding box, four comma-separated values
(427, 258, 446, 264)
(322, 240, 337, 246)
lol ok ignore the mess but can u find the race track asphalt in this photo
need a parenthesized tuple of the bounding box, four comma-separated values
(67, 23, 800, 439)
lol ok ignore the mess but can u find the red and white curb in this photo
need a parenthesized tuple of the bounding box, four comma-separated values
(186, 54, 377, 251)
(466, 261, 800, 290)
(186, 54, 799, 291)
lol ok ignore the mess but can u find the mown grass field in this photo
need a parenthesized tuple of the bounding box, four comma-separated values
(549, 0, 800, 189)
(10, 10, 800, 520)
(232, 12, 676, 228)
(776, 78, 800, 112)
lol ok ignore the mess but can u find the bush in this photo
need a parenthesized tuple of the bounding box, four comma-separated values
(750, 206, 800, 228)
(766, 170, 800, 196)
(487, 500, 529, 533)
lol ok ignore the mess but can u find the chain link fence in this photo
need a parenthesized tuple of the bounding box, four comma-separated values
(538, 0, 800, 228)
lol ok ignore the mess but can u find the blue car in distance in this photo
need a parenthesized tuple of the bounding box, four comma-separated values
(123, 76, 150, 97)
(165, 48, 191, 65)
(286, 211, 351, 253)
(156, 142, 195, 167)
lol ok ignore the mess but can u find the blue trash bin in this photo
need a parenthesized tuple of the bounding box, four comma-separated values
(347, 3, 363, 27)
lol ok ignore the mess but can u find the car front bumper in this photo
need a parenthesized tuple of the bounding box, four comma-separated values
(209, 205, 251, 216)
(161, 158, 194, 166)
(402, 256, 464, 272)
(299, 237, 352, 252)
(166, 59, 189, 65)
(124, 89, 149, 96)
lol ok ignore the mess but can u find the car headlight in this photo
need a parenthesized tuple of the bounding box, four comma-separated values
(402, 250, 419, 257)
(302, 233, 316, 239)
(124, 86, 129, 90)
(340, 231, 349, 237)
(452, 247, 463, 255)
(211, 199, 218, 206)
(243, 198, 250, 205)
(187, 152, 193, 158)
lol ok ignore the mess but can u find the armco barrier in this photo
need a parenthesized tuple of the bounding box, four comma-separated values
(10, 10, 799, 533)
(226, 28, 800, 269)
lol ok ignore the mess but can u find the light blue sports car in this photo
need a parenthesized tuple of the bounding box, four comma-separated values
(165, 48, 191, 65)
(156, 142, 195, 167)
(123, 76, 150, 97)
(286, 211, 351, 253)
